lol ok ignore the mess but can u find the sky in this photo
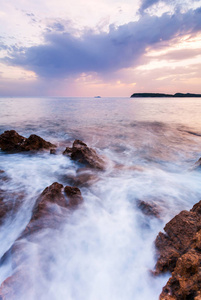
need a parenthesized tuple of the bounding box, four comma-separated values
(0, 0, 201, 96)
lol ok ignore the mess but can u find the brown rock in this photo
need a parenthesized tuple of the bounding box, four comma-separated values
(20, 134, 55, 151)
(60, 169, 98, 187)
(137, 200, 160, 218)
(30, 182, 66, 221)
(0, 130, 56, 152)
(63, 139, 105, 170)
(154, 209, 201, 276)
(155, 200, 201, 299)
(0, 182, 84, 299)
(160, 250, 201, 300)
(164, 210, 200, 251)
(191, 199, 201, 215)
(63, 147, 73, 156)
(64, 186, 83, 207)
(20, 182, 84, 237)
(0, 130, 25, 151)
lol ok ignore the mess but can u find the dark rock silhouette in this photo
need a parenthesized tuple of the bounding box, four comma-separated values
(0, 130, 56, 152)
(131, 92, 201, 98)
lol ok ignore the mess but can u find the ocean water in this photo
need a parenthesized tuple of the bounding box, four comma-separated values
(1, 96, 201, 299)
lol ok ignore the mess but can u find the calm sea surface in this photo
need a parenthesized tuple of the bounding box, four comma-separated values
(1, 97, 201, 299)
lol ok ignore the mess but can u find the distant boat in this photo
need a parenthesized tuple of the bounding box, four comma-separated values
(94, 96, 101, 98)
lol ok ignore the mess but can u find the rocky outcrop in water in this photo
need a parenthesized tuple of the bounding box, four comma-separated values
(155, 201, 201, 299)
(20, 182, 83, 236)
(0, 182, 83, 299)
(63, 139, 106, 170)
(0, 130, 56, 152)
(137, 200, 161, 218)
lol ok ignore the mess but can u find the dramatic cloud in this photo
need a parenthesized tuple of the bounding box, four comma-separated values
(3, 6, 201, 80)
(139, 0, 201, 13)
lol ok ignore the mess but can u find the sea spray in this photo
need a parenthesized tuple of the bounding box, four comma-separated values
(1, 97, 201, 299)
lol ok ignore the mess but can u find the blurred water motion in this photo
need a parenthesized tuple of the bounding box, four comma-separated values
(1, 97, 201, 299)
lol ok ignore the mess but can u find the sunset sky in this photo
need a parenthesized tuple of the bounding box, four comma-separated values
(0, 0, 201, 96)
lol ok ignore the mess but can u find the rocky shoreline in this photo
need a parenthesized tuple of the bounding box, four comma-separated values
(1, 130, 201, 299)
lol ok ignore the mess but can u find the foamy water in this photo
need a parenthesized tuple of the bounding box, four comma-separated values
(1, 97, 201, 299)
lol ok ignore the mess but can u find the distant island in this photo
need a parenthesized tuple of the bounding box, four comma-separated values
(130, 93, 201, 98)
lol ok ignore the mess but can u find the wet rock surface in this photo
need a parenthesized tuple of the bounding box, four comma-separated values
(0, 130, 56, 152)
(60, 168, 98, 187)
(137, 200, 161, 218)
(64, 186, 83, 207)
(155, 200, 201, 299)
(20, 182, 83, 237)
(63, 139, 106, 170)
(0, 182, 84, 298)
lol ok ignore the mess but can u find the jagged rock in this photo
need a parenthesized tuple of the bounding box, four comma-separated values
(160, 250, 201, 300)
(155, 200, 201, 299)
(18, 182, 84, 238)
(63, 139, 105, 170)
(31, 182, 67, 221)
(20, 134, 55, 151)
(137, 200, 161, 218)
(0, 130, 25, 151)
(63, 147, 72, 156)
(0, 182, 84, 298)
(64, 186, 83, 207)
(0, 130, 56, 152)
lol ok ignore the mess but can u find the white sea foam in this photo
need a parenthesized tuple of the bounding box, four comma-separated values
(1, 97, 201, 299)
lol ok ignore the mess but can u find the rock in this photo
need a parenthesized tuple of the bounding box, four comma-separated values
(0, 130, 25, 152)
(50, 148, 56, 154)
(63, 139, 105, 170)
(60, 169, 98, 187)
(0, 130, 56, 152)
(20, 134, 55, 151)
(0, 182, 84, 298)
(19, 182, 84, 238)
(160, 250, 201, 300)
(154, 200, 201, 299)
(137, 200, 161, 218)
(31, 182, 67, 221)
(64, 186, 83, 207)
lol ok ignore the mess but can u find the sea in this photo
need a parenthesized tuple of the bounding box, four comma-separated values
(1, 96, 201, 299)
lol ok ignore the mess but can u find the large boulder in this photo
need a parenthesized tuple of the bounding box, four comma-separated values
(155, 200, 201, 299)
(0, 130, 25, 152)
(0, 130, 56, 152)
(63, 140, 106, 170)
